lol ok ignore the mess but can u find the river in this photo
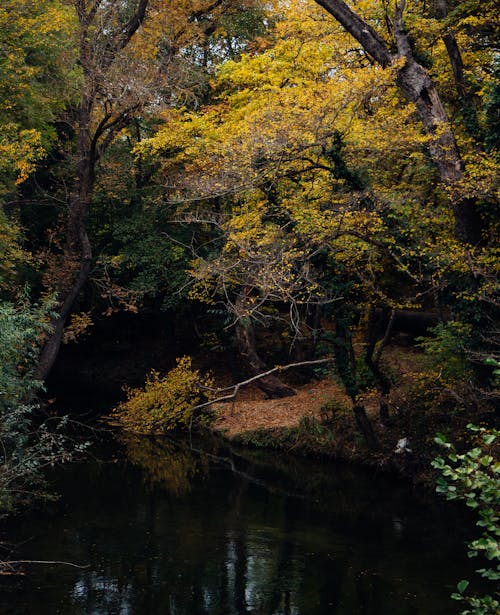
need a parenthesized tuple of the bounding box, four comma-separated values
(0, 432, 475, 614)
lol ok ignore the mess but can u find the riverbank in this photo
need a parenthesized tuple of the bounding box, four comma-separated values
(211, 380, 424, 482)
(46, 325, 494, 487)
(209, 344, 492, 485)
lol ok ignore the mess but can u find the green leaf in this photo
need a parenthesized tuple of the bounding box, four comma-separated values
(457, 579, 469, 594)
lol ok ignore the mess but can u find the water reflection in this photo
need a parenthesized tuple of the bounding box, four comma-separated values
(118, 433, 207, 496)
(71, 573, 134, 615)
(0, 434, 475, 615)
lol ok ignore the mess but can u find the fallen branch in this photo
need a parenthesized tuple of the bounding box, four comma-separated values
(193, 357, 334, 414)
(2, 559, 90, 569)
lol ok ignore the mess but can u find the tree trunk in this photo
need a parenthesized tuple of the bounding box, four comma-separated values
(34, 245, 91, 383)
(34, 94, 95, 382)
(34, 197, 93, 382)
(436, 0, 481, 140)
(334, 314, 379, 449)
(392, 2, 482, 244)
(353, 404, 380, 450)
(235, 297, 296, 399)
(365, 308, 394, 426)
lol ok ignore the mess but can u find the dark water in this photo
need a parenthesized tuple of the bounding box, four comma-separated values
(1, 434, 474, 615)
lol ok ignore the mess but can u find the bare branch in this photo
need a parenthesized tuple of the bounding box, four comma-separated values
(192, 358, 334, 412)
(394, 0, 413, 58)
(117, 0, 149, 51)
(2, 560, 89, 570)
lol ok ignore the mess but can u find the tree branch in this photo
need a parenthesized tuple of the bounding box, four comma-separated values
(193, 358, 334, 412)
(2, 560, 90, 570)
(394, 0, 413, 58)
(314, 0, 392, 67)
(118, 0, 149, 51)
(189, 0, 225, 22)
(100, 0, 150, 72)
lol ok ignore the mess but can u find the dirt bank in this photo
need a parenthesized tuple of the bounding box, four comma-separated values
(212, 377, 348, 438)
(207, 345, 482, 484)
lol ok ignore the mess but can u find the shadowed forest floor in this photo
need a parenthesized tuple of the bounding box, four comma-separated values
(212, 345, 423, 439)
(209, 345, 456, 483)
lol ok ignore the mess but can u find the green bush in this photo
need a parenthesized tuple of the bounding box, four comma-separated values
(0, 296, 86, 516)
(432, 425, 500, 614)
(417, 321, 473, 385)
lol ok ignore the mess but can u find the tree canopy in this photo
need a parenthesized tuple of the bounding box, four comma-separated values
(0, 0, 498, 528)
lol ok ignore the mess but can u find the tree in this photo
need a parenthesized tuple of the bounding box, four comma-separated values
(133, 0, 498, 443)
(32, 0, 269, 382)
(132, 2, 403, 414)
(32, 0, 151, 381)
(0, 0, 74, 195)
(0, 0, 76, 291)
(312, 0, 496, 244)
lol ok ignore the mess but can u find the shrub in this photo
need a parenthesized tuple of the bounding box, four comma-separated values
(113, 356, 214, 433)
(0, 296, 86, 516)
(432, 425, 500, 614)
(417, 321, 473, 385)
(395, 321, 479, 419)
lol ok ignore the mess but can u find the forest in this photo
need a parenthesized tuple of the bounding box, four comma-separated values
(0, 1, 498, 613)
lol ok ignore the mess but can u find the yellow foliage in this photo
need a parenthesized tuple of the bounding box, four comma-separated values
(0, 126, 45, 188)
(127, 0, 498, 321)
(62, 312, 94, 344)
(118, 434, 204, 496)
(113, 357, 214, 433)
(0, 208, 28, 287)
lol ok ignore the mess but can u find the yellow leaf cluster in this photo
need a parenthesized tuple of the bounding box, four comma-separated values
(62, 312, 94, 344)
(113, 356, 214, 433)
(0, 126, 45, 188)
